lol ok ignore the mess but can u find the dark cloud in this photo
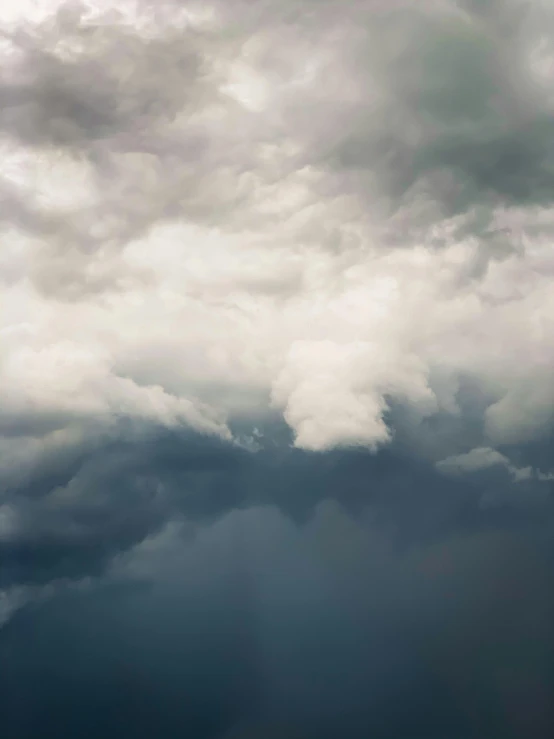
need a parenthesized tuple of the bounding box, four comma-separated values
(0, 5, 204, 149)
(1, 2, 554, 737)
(2, 418, 552, 589)
(2, 503, 553, 739)
(323, 0, 554, 223)
(0, 428, 240, 588)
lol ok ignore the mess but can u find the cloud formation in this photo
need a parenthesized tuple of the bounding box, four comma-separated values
(436, 445, 553, 483)
(2, 502, 554, 738)
(1, 0, 554, 643)
(0, 0, 553, 463)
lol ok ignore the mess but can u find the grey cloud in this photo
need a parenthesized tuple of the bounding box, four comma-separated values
(2, 502, 554, 739)
(1, 5, 553, 736)
(0, 0, 553, 693)
(1, 0, 553, 306)
(0, 7, 203, 148)
(0, 0, 551, 459)
(4, 0, 551, 272)
(0, 427, 244, 588)
(0, 0, 551, 525)
(1, 413, 551, 597)
(0, 4, 261, 297)
(323, 0, 554, 224)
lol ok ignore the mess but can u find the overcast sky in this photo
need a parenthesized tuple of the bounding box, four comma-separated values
(1, 1, 554, 738)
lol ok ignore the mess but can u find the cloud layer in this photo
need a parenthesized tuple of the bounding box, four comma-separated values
(3, 502, 554, 739)
(1, 0, 554, 660)
(1, 4, 554, 736)
(1, 0, 553, 464)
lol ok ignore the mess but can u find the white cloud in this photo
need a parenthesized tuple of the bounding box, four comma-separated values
(437, 447, 513, 476)
(436, 446, 553, 486)
(0, 0, 553, 470)
(271, 339, 436, 451)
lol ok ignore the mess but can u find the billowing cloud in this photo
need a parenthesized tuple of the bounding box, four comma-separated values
(0, 0, 553, 467)
(435, 445, 554, 511)
(437, 445, 554, 483)
(1, 0, 554, 668)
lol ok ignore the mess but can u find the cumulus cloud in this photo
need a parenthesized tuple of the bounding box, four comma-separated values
(1, 0, 554, 620)
(2, 6, 554, 737)
(437, 445, 527, 478)
(437, 445, 554, 484)
(0, 0, 553, 462)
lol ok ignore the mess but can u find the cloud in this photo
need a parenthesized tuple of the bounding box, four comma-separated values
(437, 446, 527, 477)
(0, 0, 554, 635)
(437, 445, 554, 485)
(271, 340, 436, 451)
(0, 426, 250, 591)
(2, 502, 554, 738)
(0, 0, 553, 469)
(1, 6, 554, 738)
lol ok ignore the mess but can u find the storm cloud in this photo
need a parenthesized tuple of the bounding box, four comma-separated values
(1, 1, 554, 737)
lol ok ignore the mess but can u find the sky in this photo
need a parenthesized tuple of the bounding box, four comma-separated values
(0, 0, 553, 737)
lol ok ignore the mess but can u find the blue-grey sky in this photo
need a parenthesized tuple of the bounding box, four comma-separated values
(0, 1, 553, 737)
